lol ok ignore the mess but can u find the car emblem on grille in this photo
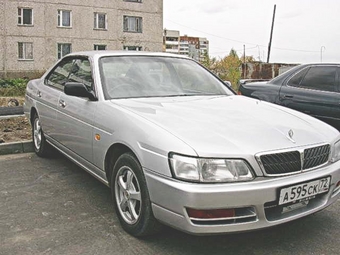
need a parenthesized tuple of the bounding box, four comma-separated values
(287, 129, 295, 143)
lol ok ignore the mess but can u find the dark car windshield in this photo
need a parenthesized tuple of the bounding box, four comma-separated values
(99, 56, 233, 99)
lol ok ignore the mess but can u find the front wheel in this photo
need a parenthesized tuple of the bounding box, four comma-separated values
(111, 152, 161, 237)
(32, 113, 52, 157)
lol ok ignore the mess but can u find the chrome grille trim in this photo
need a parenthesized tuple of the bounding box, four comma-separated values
(256, 144, 331, 176)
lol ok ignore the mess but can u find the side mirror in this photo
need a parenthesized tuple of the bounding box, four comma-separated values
(223, 80, 236, 93)
(64, 82, 97, 101)
(224, 80, 232, 87)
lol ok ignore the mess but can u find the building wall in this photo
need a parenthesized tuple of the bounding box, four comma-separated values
(163, 30, 209, 61)
(164, 29, 179, 54)
(0, 0, 163, 78)
(242, 62, 298, 80)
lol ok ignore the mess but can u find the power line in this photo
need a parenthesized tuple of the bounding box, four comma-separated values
(165, 19, 319, 53)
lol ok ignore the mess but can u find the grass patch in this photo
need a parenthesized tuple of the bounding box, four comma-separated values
(0, 78, 28, 97)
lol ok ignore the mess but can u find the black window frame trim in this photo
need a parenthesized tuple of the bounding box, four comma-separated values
(44, 55, 97, 98)
(285, 64, 340, 94)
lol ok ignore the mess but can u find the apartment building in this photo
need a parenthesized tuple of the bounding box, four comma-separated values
(163, 29, 179, 54)
(0, 0, 163, 78)
(163, 30, 209, 61)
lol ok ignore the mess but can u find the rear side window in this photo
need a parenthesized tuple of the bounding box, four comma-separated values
(296, 66, 336, 92)
(287, 67, 309, 86)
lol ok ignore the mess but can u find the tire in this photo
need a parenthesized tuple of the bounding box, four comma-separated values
(110, 152, 161, 237)
(32, 113, 52, 157)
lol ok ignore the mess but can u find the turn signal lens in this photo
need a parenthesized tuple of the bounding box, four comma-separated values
(187, 208, 235, 219)
(331, 140, 340, 162)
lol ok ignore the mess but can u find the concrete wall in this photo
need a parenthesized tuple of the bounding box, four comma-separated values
(242, 62, 298, 80)
(0, 0, 163, 79)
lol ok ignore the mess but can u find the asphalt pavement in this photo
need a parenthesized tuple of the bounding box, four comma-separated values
(0, 153, 339, 255)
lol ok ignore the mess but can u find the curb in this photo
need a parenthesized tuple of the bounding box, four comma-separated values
(0, 140, 34, 155)
(0, 106, 24, 116)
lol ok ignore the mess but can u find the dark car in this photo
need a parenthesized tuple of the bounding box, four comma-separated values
(238, 64, 340, 130)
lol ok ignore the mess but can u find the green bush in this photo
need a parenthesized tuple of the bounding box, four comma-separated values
(0, 78, 28, 96)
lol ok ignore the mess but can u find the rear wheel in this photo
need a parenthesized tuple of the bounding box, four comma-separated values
(111, 152, 161, 237)
(32, 113, 52, 157)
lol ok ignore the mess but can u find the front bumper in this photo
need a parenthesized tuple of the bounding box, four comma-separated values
(144, 160, 340, 235)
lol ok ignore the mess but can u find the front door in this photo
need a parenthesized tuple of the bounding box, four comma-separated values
(56, 58, 97, 162)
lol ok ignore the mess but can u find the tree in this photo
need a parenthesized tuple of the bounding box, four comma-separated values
(215, 49, 242, 90)
(200, 49, 257, 91)
(200, 51, 218, 71)
(240, 55, 257, 63)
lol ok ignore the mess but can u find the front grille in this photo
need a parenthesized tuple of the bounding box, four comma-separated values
(260, 151, 301, 175)
(259, 144, 330, 176)
(303, 145, 330, 169)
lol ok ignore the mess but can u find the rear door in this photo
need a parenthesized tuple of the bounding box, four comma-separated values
(278, 65, 339, 126)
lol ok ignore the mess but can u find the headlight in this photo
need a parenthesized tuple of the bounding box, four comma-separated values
(331, 140, 340, 163)
(169, 154, 254, 183)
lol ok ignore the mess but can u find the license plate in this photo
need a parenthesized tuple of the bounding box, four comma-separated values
(279, 177, 330, 205)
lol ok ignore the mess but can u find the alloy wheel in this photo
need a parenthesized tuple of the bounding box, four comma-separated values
(33, 118, 42, 150)
(115, 166, 142, 224)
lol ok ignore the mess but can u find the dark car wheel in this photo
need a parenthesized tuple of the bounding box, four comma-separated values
(111, 152, 161, 237)
(32, 113, 52, 157)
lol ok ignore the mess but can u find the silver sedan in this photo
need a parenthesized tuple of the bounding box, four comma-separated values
(24, 51, 340, 236)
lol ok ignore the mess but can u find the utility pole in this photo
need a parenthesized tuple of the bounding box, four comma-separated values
(243, 45, 246, 78)
(320, 46, 325, 62)
(267, 4, 276, 63)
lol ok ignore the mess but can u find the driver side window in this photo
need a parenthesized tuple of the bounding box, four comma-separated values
(46, 58, 74, 90)
(46, 58, 94, 91)
(68, 59, 94, 90)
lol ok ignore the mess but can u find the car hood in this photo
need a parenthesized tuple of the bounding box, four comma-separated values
(111, 95, 336, 157)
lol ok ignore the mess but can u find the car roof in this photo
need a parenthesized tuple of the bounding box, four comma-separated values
(67, 50, 191, 59)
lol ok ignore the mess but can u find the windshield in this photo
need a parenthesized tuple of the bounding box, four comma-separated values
(99, 56, 233, 99)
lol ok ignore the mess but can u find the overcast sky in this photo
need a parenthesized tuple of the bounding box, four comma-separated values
(163, 0, 340, 64)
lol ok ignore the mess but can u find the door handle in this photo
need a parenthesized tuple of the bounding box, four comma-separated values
(281, 94, 294, 99)
(59, 99, 66, 108)
(37, 91, 42, 97)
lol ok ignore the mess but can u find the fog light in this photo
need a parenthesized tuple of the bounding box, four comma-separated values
(186, 208, 235, 219)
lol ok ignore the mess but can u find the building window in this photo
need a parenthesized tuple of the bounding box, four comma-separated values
(94, 44, 107, 50)
(18, 42, 33, 60)
(123, 16, 142, 33)
(18, 8, 33, 25)
(123, 46, 142, 51)
(94, 12, 107, 29)
(124, 0, 143, 2)
(58, 10, 71, 27)
(57, 43, 72, 59)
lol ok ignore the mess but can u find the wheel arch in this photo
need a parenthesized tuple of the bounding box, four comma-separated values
(105, 143, 138, 185)
(29, 107, 38, 125)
